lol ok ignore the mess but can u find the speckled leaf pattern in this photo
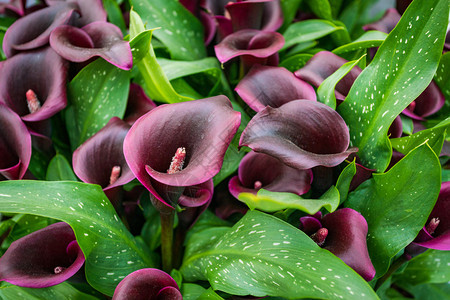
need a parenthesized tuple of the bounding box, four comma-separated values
(0, 181, 155, 296)
(317, 55, 365, 109)
(336, 160, 357, 204)
(391, 118, 449, 156)
(0, 282, 99, 300)
(393, 250, 450, 285)
(66, 58, 130, 149)
(332, 31, 387, 55)
(338, 0, 449, 172)
(345, 143, 441, 278)
(131, 0, 206, 61)
(238, 186, 339, 214)
(181, 211, 378, 299)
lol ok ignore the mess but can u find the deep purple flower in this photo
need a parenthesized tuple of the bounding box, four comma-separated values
(0, 103, 31, 180)
(72, 117, 134, 202)
(0, 47, 68, 122)
(123, 83, 157, 125)
(2, 3, 77, 58)
(214, 29, 284, 73)
(294, 51, 362, 102)
(112, 268, 181, 300)
(235, 65, 316, 112)
(0, 0, 26, 16)
(0, 222, 85, 288)
(50, 22, 132, 70)
(229, 151, 312, 199)
(239, 100, 357, 170)
(362, 8, 401, 34)
(178, 179, 214, 228)
(45, 0, 107, 27)
(123, 96, 241, 210)
(299, 209, 376, 281)
(401, 81, 445, 121)
(406, 181, 450, 257)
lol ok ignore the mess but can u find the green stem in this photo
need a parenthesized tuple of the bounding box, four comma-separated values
(374, 255, 409, 291)
(160, 210, 175, 272)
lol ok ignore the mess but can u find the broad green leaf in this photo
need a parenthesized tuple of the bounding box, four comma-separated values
(284, 41, 317, 57)
(399, 282, 450, 300)
(345, 143, 441, 277)
(332, 31, 388, 55)
(102, 0, 127, 35)
(432, 52, 450, 121)
(338, 0, 449, 172)
(2, 215, 54, 248)
(238, 186, 339, 214)
(129, 9, 193, 103)
(317, 54, 366, 109)
(280, 0, 303, 32)
(28, 146, 51, 180)
(198, 289, 224, 299)
(66, 58, 130, 149)
(130, 29, 153, 63)
(391, 118, 449, 156)
(282, 20, 344, 50)
(280, 53, 314, 72)
(46, 154, 78, 181)
(394, 250, 450, 285)
(305, 0, 332, 20)
(181, 211, 378, 299)
(182, 283, 207, 300)
(0, 181, 154, 296)
(130, 0, 206, 61)
(336, 160, 357, 204)
(0, 282, 99, 300)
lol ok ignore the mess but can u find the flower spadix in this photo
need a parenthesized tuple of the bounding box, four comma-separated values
(123, 96, 241, 209)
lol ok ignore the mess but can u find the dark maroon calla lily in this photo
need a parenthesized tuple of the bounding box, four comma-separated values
(299, 209, 376, 281)
(123, 95, 241, 209)
(2, 3, 77, 58)
(112, 268, 181, 300)
(178, 179, 214, 228)
(50, 21, 132, 70)
(406, 181, 450, 256)
(0, 103, 31, 180)
(73, 117, 134, 193)
(0, 222, 85, 288)
(0, 0, 26, 16)
(214, 29, 284, 72)
(401, 81, 445, 120)
(239, 100, 358, 170)
(123, 83, 157, 125)
(294, 51, 362, 102)
(45, 0, 107, 27)
(0, 47, 68, 122)
(362, 8, 401, 33)
(229, 151, 312, 199)
(235, 65, 316, 112)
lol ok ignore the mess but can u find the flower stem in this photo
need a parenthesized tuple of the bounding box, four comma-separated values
(374, 255, 409, 291)
(160, 210, 175, 272)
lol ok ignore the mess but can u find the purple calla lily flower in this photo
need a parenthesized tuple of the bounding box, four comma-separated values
(239, 100, 358, 170)
(2, 2, 78, 58)
(294, 51, 362, 102)
(0, 222, 85, 288)
(401, 81, 445, 121)
(123, 95, 241, 210)
(49, 22, 132, 70)
(73, 117, 134, 200)
(178, 179, 214, 229)
(235, 65, 316, 112)
(112, 268, 181, 300)
(0, 47, 68, 122)
(214, 29, 284, 72)
(45, 0, 107, 27)
(362, 8, 401, 33)
(123, 83, 157, 125)
(299, 209, 376, 281)
(405, 182, 450, 257)
(229, 151, 312, 198)
(0, 103, 31, 180)
(0, 0, 26, 16)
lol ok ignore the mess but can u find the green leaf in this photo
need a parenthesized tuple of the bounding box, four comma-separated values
(130, 0, 206, 61)
(238, 186, 339, 214)
(66, 59, 130, 149)
(46, 154, 78, 181)
(394, 250, 450, 286)
(338, 0, 449, 172)
(0, 282, 99, 300)
(280, 0, 303, 32)
(400, 114, 414, 135)
(0, 181, 154, 296)
(198, 288, 224, 300)
(332, 31, 388, 55)
(433, 52, 450, 120)
(317, 54, 366, 109)
(102, 0, 127, 35)
(282, 19, 344, 50)
(279, 53, 314, 72)
(130, 29, 153, 63)
(391, 118, 449, 156)
(305, 0, 333, 20)
(28, 146, 51, 180)
(213, 135, 245, 186)
(129, 9, 193, 103)
(345, 143, 441, 277)
(399, 282, 450, 300)
(2, 215, 54, 249)
(181, 211, 378, 299)
(336, 160, 357, 204)
(182, 283, 207, 300)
